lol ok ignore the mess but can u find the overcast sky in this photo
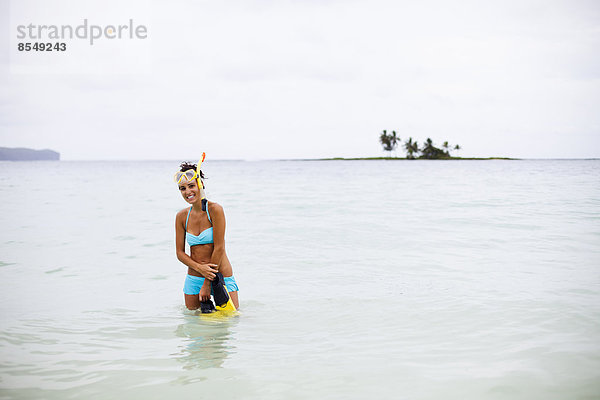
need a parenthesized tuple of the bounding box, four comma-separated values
(1, 0, 599, 160)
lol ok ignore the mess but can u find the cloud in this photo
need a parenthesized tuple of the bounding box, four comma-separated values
(1, 0, 599, 159)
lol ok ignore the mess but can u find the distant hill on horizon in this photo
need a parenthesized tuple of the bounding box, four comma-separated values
(0, 147, 60, 161)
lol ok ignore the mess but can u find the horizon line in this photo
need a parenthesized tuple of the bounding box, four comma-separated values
(5, 157, 599, 162)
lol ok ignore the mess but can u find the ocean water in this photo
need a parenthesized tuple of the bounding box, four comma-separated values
(0, 159, 599, 399)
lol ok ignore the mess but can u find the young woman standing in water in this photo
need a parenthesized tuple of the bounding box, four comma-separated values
(174, 157, 239, 310)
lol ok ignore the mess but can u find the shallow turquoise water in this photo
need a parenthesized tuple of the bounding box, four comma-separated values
(1, 159, 599, 399)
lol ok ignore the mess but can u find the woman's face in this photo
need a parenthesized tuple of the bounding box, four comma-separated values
(178, 178, 200, 204)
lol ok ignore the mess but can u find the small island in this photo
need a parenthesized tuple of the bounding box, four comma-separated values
(322, 130, 515, 160)
(0, 147, 60, 161)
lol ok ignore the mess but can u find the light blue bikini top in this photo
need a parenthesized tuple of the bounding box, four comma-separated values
(185, 206, 213, 246)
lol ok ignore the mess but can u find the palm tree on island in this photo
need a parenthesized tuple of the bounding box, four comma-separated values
(404, 137, 419, 159)
(379, 130, 400, 157)
(420, 138, 452, 159)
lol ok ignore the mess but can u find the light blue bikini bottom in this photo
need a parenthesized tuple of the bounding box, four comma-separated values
(183, 274, 239, 295)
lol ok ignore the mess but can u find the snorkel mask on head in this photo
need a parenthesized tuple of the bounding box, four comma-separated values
(174, 152, 208, 211)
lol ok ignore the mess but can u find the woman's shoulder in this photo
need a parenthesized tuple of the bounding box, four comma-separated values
(207, 201, 224, 216)
(175, 207, 191, 221)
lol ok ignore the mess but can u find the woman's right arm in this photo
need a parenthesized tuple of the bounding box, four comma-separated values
(175, 211, 218, 279)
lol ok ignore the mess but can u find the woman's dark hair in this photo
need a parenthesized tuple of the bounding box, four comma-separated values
(179, 161, 205, 179)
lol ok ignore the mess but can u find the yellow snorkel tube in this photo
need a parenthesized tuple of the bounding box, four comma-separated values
(196, 152, 208, 212)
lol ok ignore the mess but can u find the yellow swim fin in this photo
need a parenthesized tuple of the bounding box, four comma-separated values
(215, 297, 237, 313)
(210, 272, 238, 316)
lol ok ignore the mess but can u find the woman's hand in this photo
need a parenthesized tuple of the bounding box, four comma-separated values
(196, 263, 218, 280)
(199, 285, 211, 302)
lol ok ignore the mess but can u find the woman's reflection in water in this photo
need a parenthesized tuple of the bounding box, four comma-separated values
(174, 309, 239, 369)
